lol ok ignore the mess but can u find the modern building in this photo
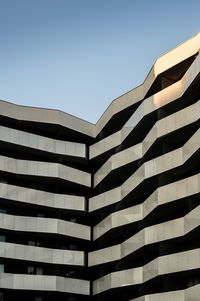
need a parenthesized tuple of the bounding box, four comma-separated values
(0, 32, 199, 301)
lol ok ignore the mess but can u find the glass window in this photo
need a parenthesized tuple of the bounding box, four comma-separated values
(37, 213, 44, 218)
(66, 270, 75, 277)
(0, 292, 3, 301)
(27, 266, 34, 274)
(0, 265, 4, 273)
(0, 236, 5, 242)
(0, 179, 7, 185)
(28, 241, 36, 246)
(36, 267, 43, 275)
(28, 241, 40, 247)
(69, 244, 76, 250)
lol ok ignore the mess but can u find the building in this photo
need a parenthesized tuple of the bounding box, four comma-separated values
(0, 33, 199, 301)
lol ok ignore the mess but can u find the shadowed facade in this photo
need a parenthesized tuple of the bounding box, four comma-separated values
(0, 33, 199, 301)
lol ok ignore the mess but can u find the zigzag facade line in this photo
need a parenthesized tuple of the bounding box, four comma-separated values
(0, 33, 199, 301)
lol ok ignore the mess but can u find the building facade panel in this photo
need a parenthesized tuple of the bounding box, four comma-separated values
(0, 33, 199, 301)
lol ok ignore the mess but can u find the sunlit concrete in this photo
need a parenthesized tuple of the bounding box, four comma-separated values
(90, 53, 200, 159)
(0, 272, 90, 295)
(0, 32, 199, 300)
(93, 173, 200, 240)
(94, 100, 200, 186)
(89, 128, 200, 212)
(0, 241, 85, 266)
(0, 213, 90, 240)
(89, 205, 200, 266)
(1, 33, 199, 139)
(0, 155, 91, 187)
(0, 125, 86, 158)
(93, 248, 200, 295)
(0, 183, 86, 211)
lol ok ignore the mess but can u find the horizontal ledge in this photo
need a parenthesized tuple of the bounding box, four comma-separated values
(93, 100, 200, 187)
(93, 173, 200, 240)
(0, 213, 91, 240)
(89, 128, 200, 212)
(89, 204, 200, 266)
(129, 282, 200, 301)
(93, 248, 200, 295)
(0, 272, 90, 295)
(0, 241, 85, 266)
(0, 125, 86, 158)
(0, 155, 91, 187)
(0, 184, 86, 212)
(90, 53, 200, 159)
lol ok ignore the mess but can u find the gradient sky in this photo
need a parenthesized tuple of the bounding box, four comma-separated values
(0, 0, 199, 123)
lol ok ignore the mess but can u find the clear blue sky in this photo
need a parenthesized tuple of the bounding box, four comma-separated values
(0, 0, 199, 123)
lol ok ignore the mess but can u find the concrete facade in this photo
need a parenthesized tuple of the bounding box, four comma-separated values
(0, 33, 199, 301)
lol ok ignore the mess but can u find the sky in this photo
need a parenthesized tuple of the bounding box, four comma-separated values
(0, 0, 199, 123)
